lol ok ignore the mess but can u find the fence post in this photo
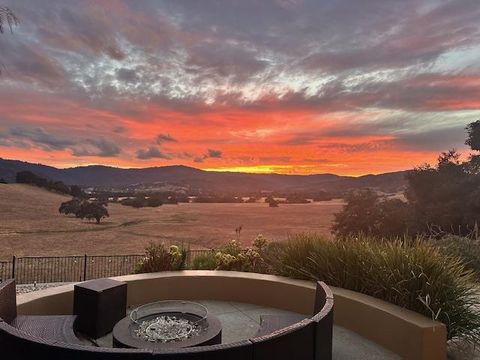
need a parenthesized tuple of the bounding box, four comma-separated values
(83, 254, 88, 281)
(11, 255, 16, 280)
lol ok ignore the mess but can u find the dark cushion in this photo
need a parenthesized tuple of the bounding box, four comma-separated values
(0, 320, 153, 359)
(12, 315, 83, 345)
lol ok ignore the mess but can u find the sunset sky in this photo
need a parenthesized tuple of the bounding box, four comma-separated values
(1, 0, 479, 175)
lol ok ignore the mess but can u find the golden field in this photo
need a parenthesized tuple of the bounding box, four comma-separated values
(0, 184, 343, 259)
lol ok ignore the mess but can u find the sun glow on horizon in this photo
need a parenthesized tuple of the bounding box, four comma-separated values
(202, 164, 364, 176)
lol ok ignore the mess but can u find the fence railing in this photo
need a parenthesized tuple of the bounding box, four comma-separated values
(0, 250, 212, 284)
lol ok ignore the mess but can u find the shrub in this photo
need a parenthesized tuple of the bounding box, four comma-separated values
(190, 251, 217, 270)
(121, 196, 147, 208)
(75, 201, 109, 224)
(271, 234, 480, 343)
(332, 189, 410, 238)
(190, 235, 271, 273)
(222, 239, 242, 257)
(146, 194, 163, 207)
(265, 196, 279, 207)
(436, 235, 480, 277)
(135, 243, 187, 273)
(70, 185, 86, 198)
(59, 198, 82, 216)
(59, 199, 109, 224)
(121, 195, 163, 208)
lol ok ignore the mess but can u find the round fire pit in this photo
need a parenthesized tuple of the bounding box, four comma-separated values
(112, 300, 222, 350)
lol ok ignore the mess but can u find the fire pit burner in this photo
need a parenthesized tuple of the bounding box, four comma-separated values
(134, 315, 201, 343)
(113, 300, 222, 350)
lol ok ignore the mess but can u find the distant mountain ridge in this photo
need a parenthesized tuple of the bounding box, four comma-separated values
(0, 158, 408, 193)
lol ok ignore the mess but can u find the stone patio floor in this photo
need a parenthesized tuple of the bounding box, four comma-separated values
(89, 300, 400, 359)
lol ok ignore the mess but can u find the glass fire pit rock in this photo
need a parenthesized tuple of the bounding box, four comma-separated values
(130, 301, 208, 343)
(113, 300, 222, 350)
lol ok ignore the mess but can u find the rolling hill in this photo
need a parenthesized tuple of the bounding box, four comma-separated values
(0, 158, 408, 193)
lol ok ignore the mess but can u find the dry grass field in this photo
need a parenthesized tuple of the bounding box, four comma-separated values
(0, 184, 343, 259)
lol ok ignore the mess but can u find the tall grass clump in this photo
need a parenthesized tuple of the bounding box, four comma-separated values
(272, 234, 480, 343)
(436, 235, 480, 277)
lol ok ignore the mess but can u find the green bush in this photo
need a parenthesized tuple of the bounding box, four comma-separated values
(436, 235, 480, 277)
(332, 189, 411, 238)
(135, 243, 186, 273)
(191, 251, 217, 270)
(271, 234, 480, 343)
(190, 235, 271, 273)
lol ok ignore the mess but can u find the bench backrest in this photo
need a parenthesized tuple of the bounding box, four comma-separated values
(312, 281, 334, 360)
(251, 318, 315, 360)
(0, 279, 16, 324)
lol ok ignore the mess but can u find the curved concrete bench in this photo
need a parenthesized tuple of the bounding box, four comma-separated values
(15, 271, 447, 359)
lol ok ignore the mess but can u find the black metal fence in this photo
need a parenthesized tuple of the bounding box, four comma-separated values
(0, 250, 212, 284)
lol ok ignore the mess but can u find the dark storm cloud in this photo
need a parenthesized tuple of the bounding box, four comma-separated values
(317, 141, 394, 153)
(72, 138, 121, 157)
(185, 41, 269, 82)
(168, 0, 480, 69)
(392, 126, 467, 151)
(156, 133, 177, 144)
(113, 126, 126, 133)
(193, 148, 223, 163)
(0, 39, 66, 88)
(364, 74, 480, 112)
(136, 147, 171, 160)
(116, 68, 139, 83)
(206, 149, 222, 158)
(282, 132, 319, 146)
(282, 114, 468, 151)
(9, 127, 120, 157)
(300, 0, 480, 73)
(37, 4, 126, 60)
(259, 156, 292, 162)
(9, 127, 75, 150)
(312, 126, 467, 153)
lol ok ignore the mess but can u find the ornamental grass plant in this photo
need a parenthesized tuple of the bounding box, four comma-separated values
(436, 235, 480, 277)
(270, 234, 480, 343)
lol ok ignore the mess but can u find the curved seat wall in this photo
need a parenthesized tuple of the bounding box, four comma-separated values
(1, 273, 334, 360)
(14, 271, 446, 360)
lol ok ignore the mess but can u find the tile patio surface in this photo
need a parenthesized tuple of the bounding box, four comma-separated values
(87, 300, 400, 359)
